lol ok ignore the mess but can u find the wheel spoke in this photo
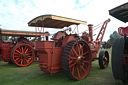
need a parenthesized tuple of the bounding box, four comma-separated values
(24, 58, 29, 63)
(23, 46, 27, 52)
(15, 57, 20, 61)
(104, 59, 107, 62)
(26, 50, 32, 54)
(26, 56, 32, 60)
(21, 47, 24, 53)
(76, 43, 81, 55)
(84, 60, 89, 64)
(77, 65, 80, 77)
(21, 59, 23, 65)
(69, 60, 73, 64)
(17, 58, 21, 63)
(80, 65, 86, 72)
(72, 47, 79, 57)
(69, 62, 77, 68)
(103, 61, 106, 66)
(13, 56, 20, 58)
(16, 50, 21, 54)
(83, 51, 88, 56)
(80, 45, 84, 55)
(25, 48, 28, 53)
(22, 58, 25, 64)
(103, 57, 108, 62)
(70, 56, 77, 60)
(18, 47, 22, 53)
(71, 66, 75, 75)
(26, 53, 32, 56)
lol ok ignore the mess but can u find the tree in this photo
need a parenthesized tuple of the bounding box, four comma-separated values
(107, 31, 122, 44)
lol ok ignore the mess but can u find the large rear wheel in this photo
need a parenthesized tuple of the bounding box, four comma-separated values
(62, 40, 92, 80)
(112, 38, 128, 82)
(11, 44, 33, 67)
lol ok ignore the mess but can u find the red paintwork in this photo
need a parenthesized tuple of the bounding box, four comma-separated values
(0, 42, 14, 62)
(36, 35, 77, 74)
(33, 18, 110, 76)
(36, 41, 63, 73)
(62, 35, 78, 48)
(118, 26, 128, 36)
(88, 24, 93, 41)
(0, 40, 35, 66)
(123, 54, 128, 65)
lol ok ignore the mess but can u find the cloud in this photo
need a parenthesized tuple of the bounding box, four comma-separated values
(75, 0, 94, 9)
(0, 0, 127, 41)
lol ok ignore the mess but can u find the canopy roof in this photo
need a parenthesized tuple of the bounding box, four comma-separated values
(28, 14, 87, 29)
(109, 2, 128, 23)
(1, 29, 50, 37)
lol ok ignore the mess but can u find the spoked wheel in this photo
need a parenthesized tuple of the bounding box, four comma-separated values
(112, 38, 128, 82)
(62, 40, 92, 80)
(11, 44, 33, 67)
(98, 50, 109, 69)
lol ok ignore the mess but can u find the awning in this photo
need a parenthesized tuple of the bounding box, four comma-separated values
(1, 29, 50, 37)
(28, 14, 87, 29)
(109, 2, 128, 23)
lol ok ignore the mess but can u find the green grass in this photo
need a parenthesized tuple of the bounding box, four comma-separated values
(0, 49, 127, 85)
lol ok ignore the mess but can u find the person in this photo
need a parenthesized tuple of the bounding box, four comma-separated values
(81, 32, 89, 42)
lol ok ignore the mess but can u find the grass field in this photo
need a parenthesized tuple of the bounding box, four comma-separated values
(0, 49, 127, 85)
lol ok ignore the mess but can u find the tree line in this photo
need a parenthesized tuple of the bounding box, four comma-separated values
(107, 31, 122, 44)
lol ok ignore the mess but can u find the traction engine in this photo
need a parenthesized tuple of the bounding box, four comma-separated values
(28, 14, 110, 80)
(0, 30, 49, 67)
(109, 2, 128, 83)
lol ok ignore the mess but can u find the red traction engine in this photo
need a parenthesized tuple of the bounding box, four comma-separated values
(0, 30, 48, 67)
(28, 14, 110, 80)
(109, 2, 128, 83)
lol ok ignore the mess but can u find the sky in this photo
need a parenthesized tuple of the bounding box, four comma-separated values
(0, 0, 128, 41)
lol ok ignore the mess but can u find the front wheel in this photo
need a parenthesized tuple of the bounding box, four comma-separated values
(11, 44, 33, 67)
(98, 50, 109, 69)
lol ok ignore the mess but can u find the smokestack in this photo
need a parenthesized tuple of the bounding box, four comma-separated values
(88, 24, 93, 41)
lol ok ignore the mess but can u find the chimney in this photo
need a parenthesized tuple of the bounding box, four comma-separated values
(88, 24, 93, 41)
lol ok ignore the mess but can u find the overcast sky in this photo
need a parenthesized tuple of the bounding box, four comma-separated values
(0, 0, 128, 41)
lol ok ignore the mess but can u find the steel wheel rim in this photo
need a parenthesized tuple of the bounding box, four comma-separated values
(103, 52, 109, 68)
(69, 41, 91, 80)
(12, 44, 33, 66)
